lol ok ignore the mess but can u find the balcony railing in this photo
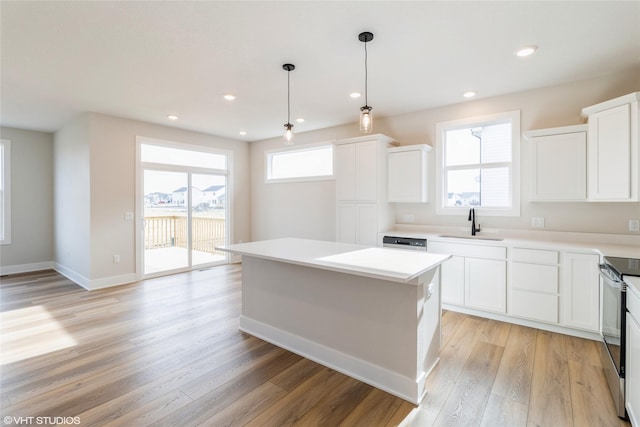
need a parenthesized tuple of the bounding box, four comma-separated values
(144, 216, 225, 255)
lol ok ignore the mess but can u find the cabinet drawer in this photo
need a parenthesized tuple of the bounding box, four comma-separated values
(428, 241, 506, 260)
(510, 290, 558, 323)
(511, 262, 558, 293)
(511, 247, 558, 265)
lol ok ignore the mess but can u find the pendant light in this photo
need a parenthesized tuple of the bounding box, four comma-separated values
(358, 32, 374, 133)
(283, 63, 295, 144)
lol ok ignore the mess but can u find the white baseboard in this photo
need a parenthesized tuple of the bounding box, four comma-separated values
(88, 273, 137, 290)
(0, 261, 55, 276)
(53, 263, 136, 290)
(240, 315, 426, 404)
(54, 263, 90, 289)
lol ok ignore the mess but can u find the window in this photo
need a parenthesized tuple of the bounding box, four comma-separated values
(435, 110, 520, 216)
(266, 143, 334, 182)
(0, 139, 11, 244)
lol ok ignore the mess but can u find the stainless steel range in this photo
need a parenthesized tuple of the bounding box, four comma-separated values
(600, 256, 640, 419)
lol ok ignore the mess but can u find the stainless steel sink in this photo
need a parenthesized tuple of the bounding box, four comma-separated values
(437, 234, 504, 241)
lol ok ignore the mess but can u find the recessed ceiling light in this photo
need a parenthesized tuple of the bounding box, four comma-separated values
(463, 91, 477, 98)
(295, 118, 305, 123)
(167, 114, 179, 120)
(350, 92, 361, 99)
(239, 131, 247, 136)
(223, 94, 236, 101)
(516, 45, 538, 57)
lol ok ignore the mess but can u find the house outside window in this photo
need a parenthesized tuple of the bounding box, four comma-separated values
(435, 110, 520, 217)
(0, 139, 11, 244)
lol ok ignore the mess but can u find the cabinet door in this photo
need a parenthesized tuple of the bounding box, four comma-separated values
(388, 149, 427, 202)
(356, 204, 378, 246)
(562, 252, 599, 332)
(335, 143, 356, 201)
(465, 258, 506, 313)
(627, 311, 640, 426)
(355, 141, 378, 201)
(440, 256, 465, 305)
(530, 132, 586, 201)
(588, 103, 632, 200)
(336, 204, 356, 243)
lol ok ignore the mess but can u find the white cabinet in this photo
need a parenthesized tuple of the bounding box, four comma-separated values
(440, 255, 464, 305)
(582, 92, 640, 201)
(627, 283, 640, 426)
(509, 248, 560, 324)
(428, 241, 507, 313)
(466, 257, 506, 313)
(335, 134, 396, 245)
(524, 125, 587, 201)
(562, 252, 600, 332)
(387, 144, 431, 203)
(335, 140, 378, 201)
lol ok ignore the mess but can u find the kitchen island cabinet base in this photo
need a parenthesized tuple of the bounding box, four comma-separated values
(239, 255, 442, 404)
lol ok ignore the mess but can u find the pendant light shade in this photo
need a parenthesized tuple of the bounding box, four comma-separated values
(283, 63, 295, 144)
(358, 31, 374, 133)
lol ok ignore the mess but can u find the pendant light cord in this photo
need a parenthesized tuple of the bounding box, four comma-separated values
(287, 69, 291, 124)
(364, 40, 368, 107)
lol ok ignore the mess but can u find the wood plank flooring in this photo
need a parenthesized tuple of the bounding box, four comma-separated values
(0, 266, 631, 426)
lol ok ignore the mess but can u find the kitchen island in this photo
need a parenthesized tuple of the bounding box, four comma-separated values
(216, 238, 451, 404)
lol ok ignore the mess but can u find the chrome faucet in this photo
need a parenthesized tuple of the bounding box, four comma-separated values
(468, 208, 481, 236)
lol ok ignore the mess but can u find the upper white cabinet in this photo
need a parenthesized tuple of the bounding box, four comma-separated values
(387, 144, 431, 203)
(335, 134, 396, 245)
(582, 92, 640, 202)
(524, 125, 587, 201)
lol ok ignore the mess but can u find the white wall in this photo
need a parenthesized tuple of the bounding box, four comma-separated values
(53, 115, 92, 281)
(0, 127, 55, 273)
(53, 113, 250, 288)
(251, 68, 640, 240)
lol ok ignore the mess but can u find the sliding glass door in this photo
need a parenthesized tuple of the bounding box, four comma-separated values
(138, 140, 230, 278)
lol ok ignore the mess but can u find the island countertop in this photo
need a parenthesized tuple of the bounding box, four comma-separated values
(217, 237, 451, 284)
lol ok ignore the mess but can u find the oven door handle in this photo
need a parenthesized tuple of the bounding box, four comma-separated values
(599, 269, 623, 290)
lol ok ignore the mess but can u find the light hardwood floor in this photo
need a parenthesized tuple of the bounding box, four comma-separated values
(0, 266, 631, 426)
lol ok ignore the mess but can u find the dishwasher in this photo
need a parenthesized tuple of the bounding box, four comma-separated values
(382, 235, 427, 251)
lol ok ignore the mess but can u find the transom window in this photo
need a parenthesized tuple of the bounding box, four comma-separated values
(435, 110, 520, 216)
(265, 143, 333, 182)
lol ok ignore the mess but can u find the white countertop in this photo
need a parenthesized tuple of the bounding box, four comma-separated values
(217, 238, 451, 284)
(382, 226, 640, 259)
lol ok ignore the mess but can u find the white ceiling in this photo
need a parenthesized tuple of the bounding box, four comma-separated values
(1, 1, 639, 142)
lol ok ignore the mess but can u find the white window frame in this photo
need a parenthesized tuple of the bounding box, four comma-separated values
(265, 141, 335, 183)
(435, 110, 521, 217)
(1, 139, 11, 245)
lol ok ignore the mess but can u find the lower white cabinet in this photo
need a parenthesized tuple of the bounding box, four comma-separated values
(440, 255, 464, 305)
(562, 252, 600, 332)
(465, 257, 506, 313)
(336, 203, 379, 246)
(626, 284, 640, 426)
(429, 241, 506, 314)
(509, 248, 560, 324)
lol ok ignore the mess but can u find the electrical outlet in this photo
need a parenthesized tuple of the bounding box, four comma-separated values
(531, 217, 545, 228)
(629, 219, 640, 232)
(403, 214, 415, 224)
(113, 254, 121, 263)
(124, 212, 134, 221)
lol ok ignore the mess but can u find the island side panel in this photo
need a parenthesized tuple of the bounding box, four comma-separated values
(239, 255, 441, 403)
